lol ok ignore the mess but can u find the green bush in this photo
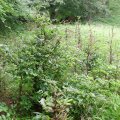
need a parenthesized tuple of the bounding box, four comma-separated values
(0, 0, 30, 30)
(37, 0, 109, 21)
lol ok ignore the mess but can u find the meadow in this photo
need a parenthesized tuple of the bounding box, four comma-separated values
(0, 22, 120, 119)
(0, 0, 120, 119)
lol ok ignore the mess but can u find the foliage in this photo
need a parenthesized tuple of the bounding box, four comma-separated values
(1, 21, 119, 120)
(0, 0, 120, 120)
(4, 18, 69, 118)
(0, 0, 30, 30)
(0, 103, 13, 120)
(36, 0, 109, 21)
(63, 74, 120, 120)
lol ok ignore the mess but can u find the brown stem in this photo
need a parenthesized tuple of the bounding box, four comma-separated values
(109, 27, 114, 64)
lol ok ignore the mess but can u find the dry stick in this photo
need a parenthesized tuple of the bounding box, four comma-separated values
(88, 22, 95, 49)
(77, 22, 82, 50)
(85, 22, 95, 75)
(64, 21, 68, 41)
(114, 39, 119, 80)
(74, 22, 82, 73)
(75, 22, 82, 49)
(115, 54, 119, 80)
(64, 23, 69, 50)
(52, 91, 67, 120)
(107, 27, 114, 81)
(109, 27, 114, 64)
(52, 91, 58, 120)
(74, 23, 81, 73)
(75, 22, 78, 39)
(65, 26, 68, 41)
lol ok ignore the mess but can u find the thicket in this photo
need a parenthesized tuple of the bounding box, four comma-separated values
(0, 17, 120, 119)
(0, 0, 120, 120)
(0, 0, 31, 31)
(38, 0, 109, 22)
(0, 0, 110, 26)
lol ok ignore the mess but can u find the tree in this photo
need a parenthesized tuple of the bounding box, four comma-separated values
(0, 0, 17, 26)
(43, 0, 63, 20)
(36, 0, 109, 21)
(0, 0, 30, 29)
(58, 0, 109, 21)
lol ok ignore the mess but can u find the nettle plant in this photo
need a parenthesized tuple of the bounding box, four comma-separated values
(0, 44, 10, 97)
(60, 62, 120, 120)
(5, 17, 72, 119)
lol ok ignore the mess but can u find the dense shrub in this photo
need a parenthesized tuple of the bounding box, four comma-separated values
(0, 0, 30, 30)
(4, 17, 68, 117)
(38, 0, 109, 22)
(0, 1, 120, 119)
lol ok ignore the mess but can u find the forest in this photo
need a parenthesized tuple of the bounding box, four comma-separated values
(0, 0, 120, 120)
